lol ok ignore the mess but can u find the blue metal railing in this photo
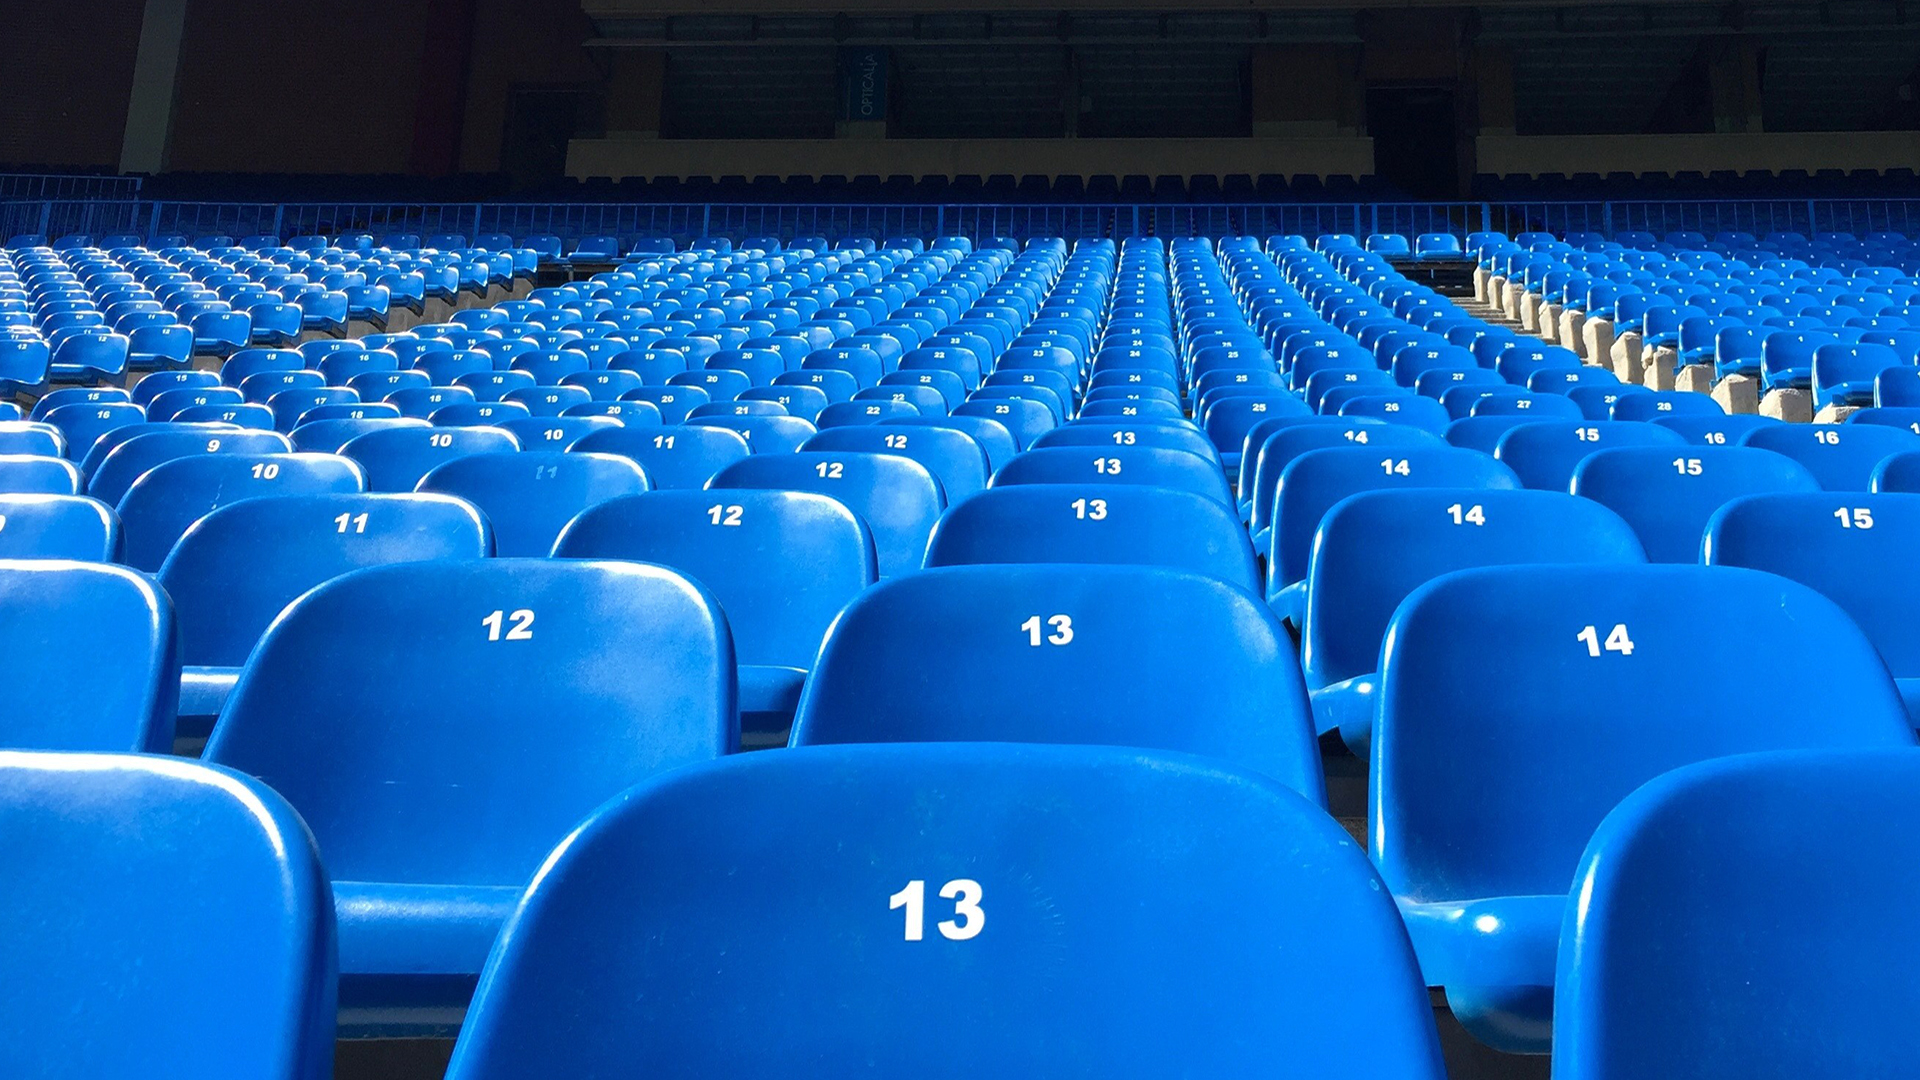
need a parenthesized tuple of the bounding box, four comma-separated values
(0, 174, 142, 203)
(2, 198, 1918, 245)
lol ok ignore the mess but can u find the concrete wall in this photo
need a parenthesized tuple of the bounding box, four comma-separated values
(1475, 131, 1920, 177)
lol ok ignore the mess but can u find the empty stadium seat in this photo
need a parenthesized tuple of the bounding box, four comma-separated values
(0, 561, 176, 751)
(0, 751, 335, 1075)
(803, 424, 989, 502)
(1553, 749, 1920, 1080)
(115, 452, 366, 571)
(991, 445, 1232, 507)
(1570, 446, 1821, 561)
(554, 490, 876, 725)
(0, 494, 118, 561)
(927, 484, 1258, 592)
(342, 425, 520, 492)
(569, 424, 749, 490)
(1493, 420, 1688, 492)
(86, 428, 293, 507)
(438, 744, 1446, 1079)
(1737, 422, 1920, 492)
(204, 559, 735, 1032)
(158, 493, 491, 729)
(417, 451, 647, 557)
(1373, 564, 1914, 1053)
(793, 564, 1323, 801)
(709, 451, 942, 578)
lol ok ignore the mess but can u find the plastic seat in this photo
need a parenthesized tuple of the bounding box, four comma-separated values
(709, 451, 941, 578)
(793, 564, 1323, 802)
(0, 494, 119, 561)
(554, 490, 875, 723)
(0, 562, 176, 751)
(1651, 413, 1780, 446)
(341, 425, 520, 492)
(1608, 390, 1723, 422)
(289, 416, 422, 454)
(1267, 446, 1521, 613)
(43, 401, 146, 461)
(1705, 491, 1920, 720)
(690, 414, 818, 454)
(953, 398, 1055, 449)
(803, 425, 989, 502)
(115, 453, 367, 572)
(1737, 422, 1920, 492)
(203, 559, 733, 1033)
(417, 451, 646, 557)
(927, 485, 1258, 593)
(87, 428, 293, 507)
(1493, 421, 1688, 492)
(158, 493, 491, 729)
(1553, 749, 1920, 1080)
(570, 424, 749, 490)
(1571, 446, 1821, 561)
(0, 454, 83, 495)
(438, 743, 1446, 1080)
(1374, 564, 1915, 1053)
(0, 421, 63, 458)
(1305, 490, 1646, 748)
(0, 750, 335, 1076)
(991, 446, 1232, 507)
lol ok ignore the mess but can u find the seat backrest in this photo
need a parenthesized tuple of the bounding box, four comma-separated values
(1374, 565, 1914, 907)
(0, 454, 83, 495)
(803, 424, 989, 503)
(1738, 422, 1920, 492)
(1554, 748, 1920, 1080)
(927, 483, 1257, 591)
(554, 490, 875, 668)
(86, 428, 293, 506)
(0, 750, 335, 1078)
(440, 743, 1446, 1080)
(709, 451, 942, 578)
(0, 494, 119, 561)
(1704, 491, 1920, 678)
(115, 452, 366, 571)
(417, 451, 647, 557)
(204, 560, 734, 886)
(1571, 445, 1821, 561)
(794, 564, 1323, 802)
(1492, 420, 1688, 492)
(990, 445, 1231, 506)
(0, 561, 176, 751)
(1304, 490, 1646, 691)
(569, 423, 749, 490)
(1271, 445, 1521, 596)
(159, 492, 491, 667)
(341, 424, 520, 492)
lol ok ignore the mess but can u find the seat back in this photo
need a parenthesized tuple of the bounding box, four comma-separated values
(554, 490, 875, 668)
(709, 451, 943, 578)
(340, 424, 520, 492)
(1374, 565, 1914, 907)
(86, 428, 293, 506)
(1738, 422, 1920, 492)
(991, 445, 1231, 506)
(440, 744, 1446, 1080)
(1493, 420, 1688, 492)
(0, 494, 119, 561)
(0, 561, 176, 751)
(417, 451, 647, 557)
(115, 452, 366, 571)
(0, 751, 334, 1078)
(803, 424, 990, 502)
(794, 565, 1323, 802)
(928, 484, 1258, 591)
(205, 560, 734, 885)
(1554, 749, 1920, 1080)
(159, 492, 491, 667)
(1570, 446, 1821, 561)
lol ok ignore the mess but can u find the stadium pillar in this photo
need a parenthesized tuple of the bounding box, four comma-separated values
(605, 52, 666, 139)
(1706, 39, 1765, 133)
(1474, 46, 1517, 137)
(119, 0, 190, 174)
(412, 0, 480, 176)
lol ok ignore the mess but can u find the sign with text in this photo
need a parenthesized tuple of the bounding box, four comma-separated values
(839, 47, 890, 123)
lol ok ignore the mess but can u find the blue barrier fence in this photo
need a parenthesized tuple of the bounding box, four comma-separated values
(3, 198, 1919, 245)
(0, 174, 143, 202)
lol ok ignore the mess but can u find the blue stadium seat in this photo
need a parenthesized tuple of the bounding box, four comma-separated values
(43, 401, 146, 461)
(793, 565, 1323, 802)
(1737, 422, 1920, 492)
(115, 453, 366, 571)
(803, 425, 989, 502)
(709, 451, 943, 578)
(0, 420, 64, 457)
(554, 490, 875, 725)
(690, 414, 818, 454)
(570, 424, 749, 490)
(86, 428, 293, 507)
(342, 425, 520, 492)
(438, 744, 1446, 1080)
(204, 559, 734, 1033)
(1608, 390, 1724, 422)
(159, 493, 491, 730)
(496, 416, 619, 451)
(1553, 749, 1920, 1080)
(0, 562, 175, 751)
(1571, 446, 1821, 561)
(289, 416, 423, 453)
(887, 415, 1019, 473)
(1268, 446, 1521, 614)
(1374, 564, 1914, 1053)
(0, 454, 83, 495)
(953, 398, 1055, 449)
(1493, 420, 1688, 492)
(1705, 491, 1920, 720)
(991, 445, 1232, 506)
(0, 494, 119, 561)
(1305, 489, 1646, 750)
(927, 485, 1258, 592)
(0, 750, 335, 1075)
(417, 451, 647, 557)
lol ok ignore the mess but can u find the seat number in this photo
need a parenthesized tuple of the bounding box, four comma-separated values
(1576, 623, 1635, 657)
(1020, 614, 1074, 646)
(1835, 507, 1874, 529)
(707, 504, 745, 526)
(1672, 457, 1703, 475)
(1071, 498, 1107, 520)
(482, 609, 535, 641)
(1446, 503, 1486, 526)
(890, 879, 985, 942)
(815, 461, 845, 479)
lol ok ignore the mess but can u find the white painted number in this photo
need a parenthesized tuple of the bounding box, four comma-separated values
(1094, 457, 1122, 474)
(884, 433, 909, 449)
(1111, 430, 1136, 445)
(890, 879, 985, 942)
(1381, 458, 1411, 476)
(1816, 429, 1841, 445)
(430, 433, 454, 448)
(1574, 427, 1600, 442)
(815, 460, 845, 479)
(707, 504, 744, 526)
(1673, 457, 1703, 475)
(251, 462, 279, 479)
(653, 434, 676, 448)
(1020, 614, 1074, 646)
(333, 512, 368, 534)
(1447, 503, 1486, 526)
(481, 609, 535, 641)
(1835, 507, 1874, 529)
(1577, 623, 1636, 657)
(1071, 498, 1107, 520)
